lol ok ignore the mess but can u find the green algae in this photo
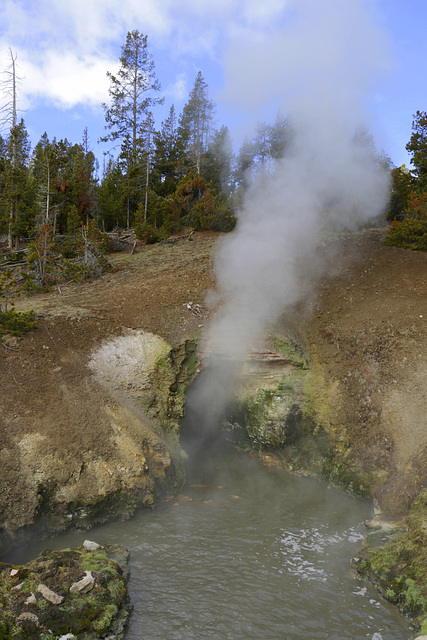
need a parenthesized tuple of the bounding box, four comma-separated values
(267, 334, 308, 369)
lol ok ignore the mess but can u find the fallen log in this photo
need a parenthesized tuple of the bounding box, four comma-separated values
(160, 231, 194, 244)
(1, 247, 29, 255)
(1, 261, 27, 269)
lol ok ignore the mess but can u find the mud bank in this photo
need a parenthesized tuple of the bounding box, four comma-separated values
(2, 230, 425, 537)
(0, 330, 198, 549)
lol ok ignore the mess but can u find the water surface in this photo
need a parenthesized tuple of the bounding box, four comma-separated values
(7, 444, 410, 640)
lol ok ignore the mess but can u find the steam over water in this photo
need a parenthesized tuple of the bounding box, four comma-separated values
(6, 412, 410, 639)
(4, 374, 411, 639)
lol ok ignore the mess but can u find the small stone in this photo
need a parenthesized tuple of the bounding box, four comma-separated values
(365, 519, 382, 530)
(70, 570, 95, 594)
(365, 517, 404, 532)
(37, 584, 64, 604)
(17, 612, 39, 626)
(25, 592, 37, 605)
(11, 582, 24, 591)
(58, 635, 76, 640)
(83, 539, 101, 551)
(10, 568, 18, 576)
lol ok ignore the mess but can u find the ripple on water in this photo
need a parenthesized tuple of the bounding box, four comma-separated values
(3, 447, 411, 640)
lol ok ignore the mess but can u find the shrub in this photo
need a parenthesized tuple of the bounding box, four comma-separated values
(136, 222, 165, 244)
(0, 308, 36, 336)
(384, 189, 427, 251)
(384, 218, 427, 251)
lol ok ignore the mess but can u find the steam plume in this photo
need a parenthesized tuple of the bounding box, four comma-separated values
(190, 0, 392, 439)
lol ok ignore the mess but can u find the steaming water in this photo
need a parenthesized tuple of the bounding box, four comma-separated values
(4, 445, 410, 639)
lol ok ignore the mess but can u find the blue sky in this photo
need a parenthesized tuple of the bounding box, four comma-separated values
(0, 0, 426, 172)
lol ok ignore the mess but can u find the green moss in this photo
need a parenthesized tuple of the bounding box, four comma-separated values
(405, 578, 426, 611)
(321, 454, 378, 498)
(146, 338, 200, 447)
(267, 334, 308, 368)
(93, 603, 118, 632)
(108, 576, 127, 603)
(355, 491, 427, 630)
(79, 549, 112, 571)
(0, 545, 129, 639)
(243, 389, 286, 447)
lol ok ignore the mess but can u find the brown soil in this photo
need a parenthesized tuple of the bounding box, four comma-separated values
(300, 228, 427, 511)
(1, 228, 426, 517)
(1, 234, 217, 454)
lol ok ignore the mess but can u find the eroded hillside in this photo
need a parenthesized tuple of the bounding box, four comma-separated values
(0, 228, 425, 539)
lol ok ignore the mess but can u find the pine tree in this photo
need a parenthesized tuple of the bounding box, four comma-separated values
(30, 135, 76, 234)
(235, 137, 255, 188)
(98, 159, 126, 230)
(73, 128, 98, 227)
(152, 104, 187, 197)
(406, 111, 427, 188)
(101, 30, 163, 161)
(101, 31, 163, 228)
(269, 111, 290, 160)
(140, 112, 155, 223)
(179, 71, 215, 175)
(0, 49, 27, 247)
(0, 119, 33, 242)
(204, 125, 234, 197)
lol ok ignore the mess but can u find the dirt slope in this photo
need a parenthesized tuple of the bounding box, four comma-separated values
(299, 228, 426, 510)
(0, 228, 426, 523)
(1, 234, 217, 453)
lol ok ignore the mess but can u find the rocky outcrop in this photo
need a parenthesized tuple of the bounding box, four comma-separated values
(0, 331, 198, 545)
(0, 542, 131, 639)
(88, 329, 199, 474)
(229, 333, 398, 500)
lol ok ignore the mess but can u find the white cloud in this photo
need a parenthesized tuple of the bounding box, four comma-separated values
(165, 73, 188, 103)
(17, 49, 113, 109)
(242, 0, 288, 26)
(1, 0, 177, 112)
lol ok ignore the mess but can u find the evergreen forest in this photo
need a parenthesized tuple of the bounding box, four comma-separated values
(0, 29, 426, 276)
(0, 32, 290, 251)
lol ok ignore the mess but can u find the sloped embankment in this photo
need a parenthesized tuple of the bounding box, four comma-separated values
(0, 329, 198, 546)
